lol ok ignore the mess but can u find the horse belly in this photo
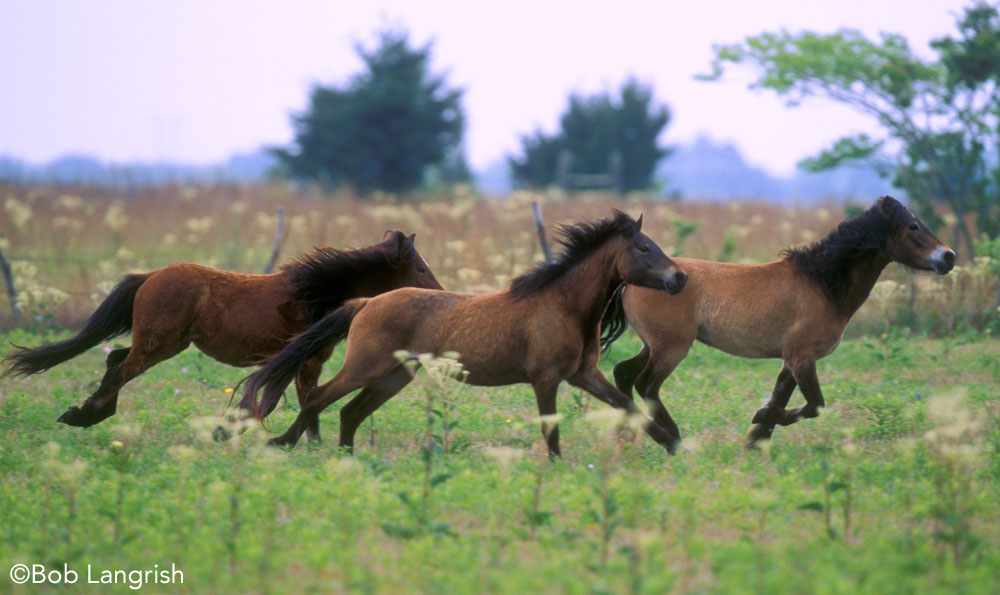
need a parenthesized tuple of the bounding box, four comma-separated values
(696, 324, 782, 359)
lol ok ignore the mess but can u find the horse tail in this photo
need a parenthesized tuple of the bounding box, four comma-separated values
(241, 298, 368, 420)
(2, 273, 149, 377)
(599, 284, 628, 353)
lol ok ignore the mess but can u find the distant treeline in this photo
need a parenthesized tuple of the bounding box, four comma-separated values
(0, 136, 891, 204)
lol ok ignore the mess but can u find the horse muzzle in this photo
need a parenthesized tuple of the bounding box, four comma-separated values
(930, 247, 956, 275)
(663, 269, 687, 294)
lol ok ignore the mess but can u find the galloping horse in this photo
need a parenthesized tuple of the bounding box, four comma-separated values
(604, 196, 956, 448)
(3, 231, 441, 438)
(241, 211, 688, 455)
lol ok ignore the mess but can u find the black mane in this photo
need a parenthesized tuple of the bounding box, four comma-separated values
(510, 210, 639, 299)
(282, 231, 416, 322)
(782, 196, 904, 308)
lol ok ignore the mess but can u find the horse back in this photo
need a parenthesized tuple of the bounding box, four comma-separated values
(625, 258, 843, 359)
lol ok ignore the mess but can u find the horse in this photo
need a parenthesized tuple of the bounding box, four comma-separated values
(240, 210, 689, 455)
(603, 196, 956, 448)
(2, 230, 442, 440)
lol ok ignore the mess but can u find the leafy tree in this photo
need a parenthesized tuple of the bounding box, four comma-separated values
(509, 79, 671, 193)
(273, 30, 466, 195)
(700, 1, 1000, 256)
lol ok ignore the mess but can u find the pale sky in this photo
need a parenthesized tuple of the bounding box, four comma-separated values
(0, 0, 972, 176)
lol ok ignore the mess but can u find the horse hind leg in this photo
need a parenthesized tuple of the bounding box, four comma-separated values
(268, 350, 402, 449)
(338, 364, 415, 452)
(294, 354, 328, 443)
(57, 330, 190, 428)
(612, 343, 650, 397)
(57, 347, 131, 427)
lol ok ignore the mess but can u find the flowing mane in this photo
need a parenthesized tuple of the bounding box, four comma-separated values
(781, 196, 905, 308)
(509, 210, 639, 300)
(283, 231, 417, 322)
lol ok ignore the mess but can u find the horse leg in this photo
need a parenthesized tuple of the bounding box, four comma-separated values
(57, 347, 130, 427)
(772, 359, 824, 427)
(612, 343, 650, 397)
(57, 331, 190, 427)
(568, 366, 682, 453)
(631, 343, 690, 444)
(338, 365, 415, 452)
(530, 376, 563, 458)
(267, 354, 399, 449)
(746, 364, 797, 447)
(294, 354, 327, 443)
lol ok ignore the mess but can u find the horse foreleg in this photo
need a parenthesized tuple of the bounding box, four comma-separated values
(529, 376, 563, 458)
(746, 364, 798, 447)
(294, 355, 326, 443)
(569, 366, 682, 453)
(338, 365, 415, 453)
(57, 347, 130, 427)
(612, 343, 649, 397)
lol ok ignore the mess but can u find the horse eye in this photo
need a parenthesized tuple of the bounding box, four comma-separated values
(417, 266, 427, 274)
(908, 223, 919, 231)
(638, 245, 650, 253)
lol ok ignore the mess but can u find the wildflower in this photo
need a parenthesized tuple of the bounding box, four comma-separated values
(4, 197, 32, 228)
(104, 202, 128, 232)
(224, 388, 233, 393)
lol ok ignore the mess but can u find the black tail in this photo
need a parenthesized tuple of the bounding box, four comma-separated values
(599, 284, 628, 353)
(241, 299, 367, 420)
(2, 273, 149, 377)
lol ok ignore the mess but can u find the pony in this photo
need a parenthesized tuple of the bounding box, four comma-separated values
(604, 196, 956, 448)
(3, 230, 442, 439)
(241, 211, 688, 455)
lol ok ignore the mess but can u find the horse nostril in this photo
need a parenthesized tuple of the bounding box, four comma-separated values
(674, 271, 687, 287)
(943, 250, 955, 265)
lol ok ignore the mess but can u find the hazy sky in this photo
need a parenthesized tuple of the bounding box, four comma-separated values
(0, 0, 972, 175)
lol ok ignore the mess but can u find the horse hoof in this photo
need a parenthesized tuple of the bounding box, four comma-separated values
(212, 426, 232, 442)
(745, 424, 774, 449)
(266, 436, 294, 448)
(665, 440, 689, 455)
(57, 406, 86, 427)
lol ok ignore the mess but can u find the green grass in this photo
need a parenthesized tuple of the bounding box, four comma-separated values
(1, 330, 998, 593)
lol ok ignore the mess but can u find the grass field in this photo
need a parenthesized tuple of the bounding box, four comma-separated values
(1, 328, 998, 593)
(2, 185, 999, 592)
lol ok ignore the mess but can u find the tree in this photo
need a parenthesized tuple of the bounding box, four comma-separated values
(273, 30, 466, 195)
(700, 1, 1000, 256)
(509, 79, 671, 193)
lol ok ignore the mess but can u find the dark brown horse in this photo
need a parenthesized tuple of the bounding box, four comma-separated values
(241, 211, 688, 455)
(3, 231, 442, 439)
(604, 196, 956, 448)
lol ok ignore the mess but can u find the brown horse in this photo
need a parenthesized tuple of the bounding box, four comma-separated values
(3, 231, 442, 439)
(241, 211, 688, 455)
(604, 196, 956, 448)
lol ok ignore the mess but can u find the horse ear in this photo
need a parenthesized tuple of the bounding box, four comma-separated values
(635, 214, 643, 231)
(407, 233, 416, 244)
(383, 229, 396, 241)
(878, 196, 899, 214)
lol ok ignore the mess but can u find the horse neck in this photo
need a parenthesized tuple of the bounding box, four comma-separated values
(839, 249, 892, 317)
(546, 244, 623, 329)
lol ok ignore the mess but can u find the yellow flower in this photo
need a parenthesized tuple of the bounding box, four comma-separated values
(224, 388, 233, 393)
(880, 333, 888, 339)
(505, 418, 512, 424)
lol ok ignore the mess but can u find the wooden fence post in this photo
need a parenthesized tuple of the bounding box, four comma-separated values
(262, 206, 285, 274)
(0, 245, 20, 326)
(531, 202, 554, 264)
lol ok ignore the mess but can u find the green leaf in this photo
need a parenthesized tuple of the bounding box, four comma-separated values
(798, 501, 824, 512)
(430, 473, 451, 487)
(829, 481, 849, 492)
(382, 524, 417, 540)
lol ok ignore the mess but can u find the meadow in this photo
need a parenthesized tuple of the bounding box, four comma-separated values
(1, 184, 999, 593)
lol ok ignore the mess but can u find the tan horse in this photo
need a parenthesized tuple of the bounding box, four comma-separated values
(3, 231, 441, 439)
(605, 196, 956, 448)
(242, 211, 688, 455)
